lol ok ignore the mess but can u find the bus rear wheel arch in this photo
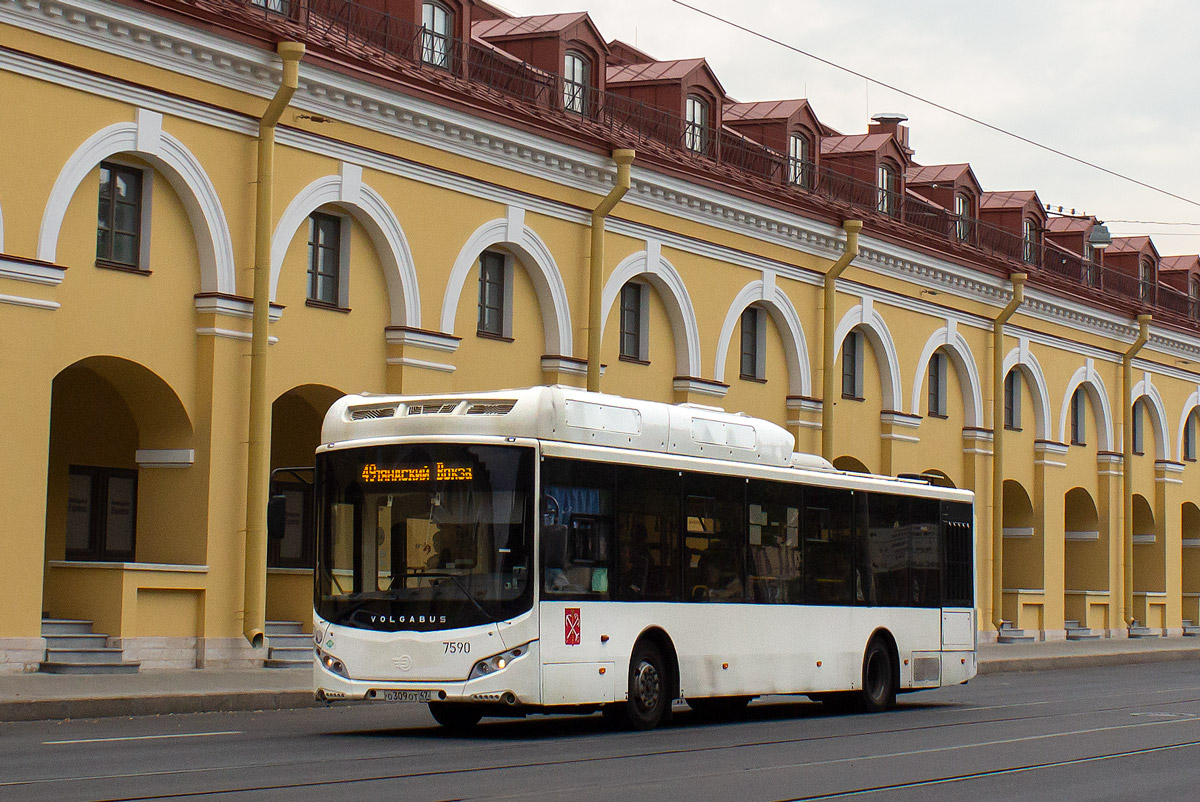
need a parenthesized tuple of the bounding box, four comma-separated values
(607, 632, 678, 730)
(858, 632, 898, 713)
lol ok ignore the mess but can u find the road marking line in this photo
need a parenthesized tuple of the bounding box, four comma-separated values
(43, 730, 241, 745)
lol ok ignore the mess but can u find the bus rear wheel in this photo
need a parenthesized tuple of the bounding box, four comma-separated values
(428, 702, 483, 731)
(859, 637, 897, 713)
(611, 640, 669, 730)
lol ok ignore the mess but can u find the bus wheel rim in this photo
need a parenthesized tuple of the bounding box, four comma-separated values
(634, 660, 661, 712)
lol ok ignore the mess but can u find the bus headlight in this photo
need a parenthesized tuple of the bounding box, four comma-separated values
(317, 648, 349, 678)
(468, 644, 528, 680)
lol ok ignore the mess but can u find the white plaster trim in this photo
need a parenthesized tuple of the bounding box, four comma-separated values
(385, 328, 461, 352)
(193, 295, 282, 321)
(270, 166, 420, 327)
(1035, 441, 1070, 455)
(909, 321, 983, 426)
(963, 429, 994, 442)
(600, 243, 701, 377)
(1131, 377, 1170, 459)
(711, 278, 811, 396)
(37, 111, 235, 294)
(135, 448, 195, 468)
(1133, 534, 1156, 545)
(0, 256, 65, 285)
(1156, 460, 1186, 474)
(0, 293, 59, 310)
(1175, 391, 1200, 463)
(1097, 453, 1123, 464)
(882, 432, 921, 443)
(1155, 475, 1184, 485)
(1064, 589, 1111, 596)
(385, 356, 456, 373)
(882, 411, 922, 428)
(1035, 458, 1068, 468)
(788, 419, 822, 429)
(1003, 527, 1035, 539)
(1057, 360, 1115, 452)
(47, 560, 208, 573)
(196, 327, 278, 344)
(1064, 530, 1100, 541)
(833, 300, 903, 411)
(1183, 539, 1200, 548)
(440, 212, 571, 355)
(540, 356, 589, 375)
(673, 377, 728, 398)
(1002, 345, 1052, 440)
(786, 397, 822, 413)
(963, 447, 993, 456)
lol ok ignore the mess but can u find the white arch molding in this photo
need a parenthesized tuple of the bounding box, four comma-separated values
(1175, 388, 1200, 462)
(833, 298, 903, 412)
(440, 208, 572, 356)
(270, 164, 421, 328)
(37, 109, 235, 293)
(712, 273, 812, 396)
(1057, 359, 1115, 451)
(599, 242, 701, 377)
(1131, 375, 1170, 458)
(1002, 342, 1052, 440)
(909, 320, 984, 426)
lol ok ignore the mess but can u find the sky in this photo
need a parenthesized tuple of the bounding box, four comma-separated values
(490, 0, 1200, 256)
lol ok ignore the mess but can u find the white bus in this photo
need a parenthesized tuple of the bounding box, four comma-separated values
(301, 386, 976, 730)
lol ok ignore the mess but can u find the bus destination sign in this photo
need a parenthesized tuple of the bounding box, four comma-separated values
(360, 462, 474, 484)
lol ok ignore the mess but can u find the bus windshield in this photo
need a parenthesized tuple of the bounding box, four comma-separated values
(315, 444, 534, 631)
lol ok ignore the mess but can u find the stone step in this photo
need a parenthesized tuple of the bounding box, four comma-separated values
(268, 646, 314, 660)
(41, 619, 95, 636)
(45, 647, 128, 664)
(1066, 628, 1102, 640)
(1183, 624, 1200, 637)
(265, 620, 305, 635)
(263, 658, 313, 669)
(38, 661, 141, 675)
(43, 634, 111, 650)
(997, 628, 1036, 644)
(1128, 626, 1159, 638)
(1063, 620, 1081, 629)
(268, 633, 314, 649)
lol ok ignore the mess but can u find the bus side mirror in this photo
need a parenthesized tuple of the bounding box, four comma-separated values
(267, 494, 288, 541)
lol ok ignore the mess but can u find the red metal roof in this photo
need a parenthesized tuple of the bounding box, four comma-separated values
(905, 163, 971, 185)
(1107, 236, 1157, 256)
(1045, 216, 1095, 233)
(980, 190, 1040, 210)
(1161, 255, 1200, 272)
(820, 133, 893, 156)
(606, 58, 708, 84)
(724, 99, 811, 122)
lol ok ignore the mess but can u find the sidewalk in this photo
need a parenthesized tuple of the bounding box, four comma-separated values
(1, 637, 1198, 722)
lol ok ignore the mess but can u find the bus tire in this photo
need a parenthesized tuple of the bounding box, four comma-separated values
(428, 702, 483, 730)
(614, 640, 669, 730)
(859, 636, 897, 713)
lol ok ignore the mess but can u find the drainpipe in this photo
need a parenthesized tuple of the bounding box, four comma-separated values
(990, 273, 1026, 632)
(820, 220, 862, 462)
(1121, 314, 1152, 630)
(244, 41, 305, 649)
(586, 149, 635, 393)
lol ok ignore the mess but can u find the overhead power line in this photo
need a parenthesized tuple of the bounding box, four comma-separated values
(667, 0, 1200, 211)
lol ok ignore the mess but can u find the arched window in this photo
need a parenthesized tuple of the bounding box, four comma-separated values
(841, 330, 863, 399)
(954, 193, 971, 242)
(563, 50, 590, 114)
(1022, 218, 1038, 263)
(684, 94, 709, 154)
(1070, 387, 1086, 446)
(927, 351, 947, 417)
(421, 2, 453, 68)
(1004, 369, 1021, 430)
(788, 132, 812, 188)
(1190, 276, 1200, 320)
(876, 163, 898, 217)
(740, 306, 765, 380)
(1132, 398, 1146, 455)
(619, 282, 647, 362)
(1185, 408, 1198, 461)
(1139, 258, 1156, 302)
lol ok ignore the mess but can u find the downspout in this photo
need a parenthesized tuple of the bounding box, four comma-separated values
(243, 41, 305, 648)
(1121, 314, 1152, 629)
(990, 273, 1026, 632)
(586, 149, 635, 393)
(820, 220, 863, 462)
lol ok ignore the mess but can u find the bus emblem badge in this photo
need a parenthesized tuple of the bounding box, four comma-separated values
(564, 608, 581, 645)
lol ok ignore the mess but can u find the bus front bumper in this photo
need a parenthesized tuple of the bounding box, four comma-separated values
(314, 649, 542, 707)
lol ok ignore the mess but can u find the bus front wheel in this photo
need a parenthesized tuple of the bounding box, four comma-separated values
(428, 702, 483, 730)
(611, 640, 669, 730)
(859, 637, 897, 713)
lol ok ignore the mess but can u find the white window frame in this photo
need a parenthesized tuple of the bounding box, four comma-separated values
(842, 330, 864, 399)
(1004, 369, 1021, 430)
(1071, 387, 1086, 446)
(685, 94, 709, 154)
(954, 193, 971, 242)
(563, 50, 589, 115)
(1022, 218, 1038, 263)
(876, 163, 898, 216)
(1132, 398, 1145, 455)
(788, 132, 811, 187)
(421, 1, 453, 68)
(306, 210, 351, 308)
(97, 158, 154, 271)
(477, 250, 513, 339)
(1139, 259, 1155, 302)
(1185, 410, 1198, 461)
(928, 351, 947, 417)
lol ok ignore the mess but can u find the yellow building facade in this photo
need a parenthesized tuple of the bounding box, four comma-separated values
(2, 0, 1199, 671)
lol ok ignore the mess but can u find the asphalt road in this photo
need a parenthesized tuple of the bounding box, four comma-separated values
(3, 661, 1200, 802)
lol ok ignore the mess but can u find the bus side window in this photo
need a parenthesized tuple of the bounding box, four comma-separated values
(614, 466, 680, 601)
(541, 458, 613, 598)
(747, 480, 803, 603)
(804, 487, 853, 605)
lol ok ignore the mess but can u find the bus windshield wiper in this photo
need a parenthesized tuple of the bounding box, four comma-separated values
(413, 571, 498, 624)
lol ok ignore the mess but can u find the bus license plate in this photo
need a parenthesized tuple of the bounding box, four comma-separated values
(381, 689, 433, 703)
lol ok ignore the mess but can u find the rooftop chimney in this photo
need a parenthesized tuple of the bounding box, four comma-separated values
(869, 112, 912, 156)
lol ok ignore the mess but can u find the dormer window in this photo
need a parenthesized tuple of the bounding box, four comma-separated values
(1190, 277, 1200, 320)
(954, 193, 971, 242)
(876, 163, 899, 217)
(563, 51, 590, 115)
(1139, 258, 1155, 302)
(684, 94, 709, 154)
(1022, 218, 1038, 263)
(788, 132, 812, 188)
(421, 2, 453, 69)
